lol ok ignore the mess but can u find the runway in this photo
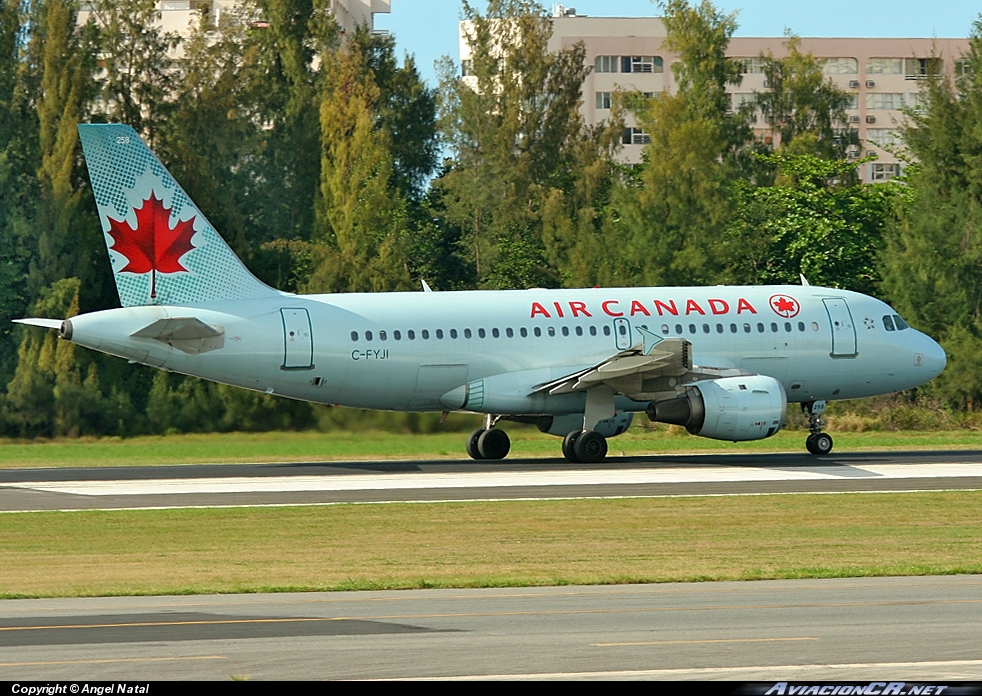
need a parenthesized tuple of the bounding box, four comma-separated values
(2, 450, 982, 512)
(0, 576, 980, 680)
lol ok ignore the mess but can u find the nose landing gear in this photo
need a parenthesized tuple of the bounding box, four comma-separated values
(802, 401, 833, 455)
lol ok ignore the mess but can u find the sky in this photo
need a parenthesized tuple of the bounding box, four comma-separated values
(373, 1, 982, 87)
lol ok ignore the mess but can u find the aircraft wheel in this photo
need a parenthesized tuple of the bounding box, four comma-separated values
(562, 431, 581, 463)
(478, 428, 510, 460)
(466, 429, 485, 460)
(806, 433, 834, 455)
(573, 430, 607, 463)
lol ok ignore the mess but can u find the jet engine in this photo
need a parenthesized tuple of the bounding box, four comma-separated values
(646, 374, 786, 441)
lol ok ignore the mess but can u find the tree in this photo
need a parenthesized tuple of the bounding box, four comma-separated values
(880, 23, 982, 408)
(723, 153, 897, 294)
(435, 0, 599, 288)
(751, 33, 858, 160)
(601, 0, 747, 287)
(91, 0, 180, 144)
(306, 41, 411, 293)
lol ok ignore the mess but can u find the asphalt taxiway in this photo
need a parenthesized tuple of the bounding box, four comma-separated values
(2, 450, 981, 512)
(1, 576, 980, 680)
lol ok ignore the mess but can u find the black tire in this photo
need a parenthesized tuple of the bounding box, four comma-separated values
(812, 432, 833, 455)
(466, 429, 485, 460)
(478, 428, 510, 460)
(805, 433, 818, 454)
(573, 430, 607, 463)
(562, 431, 581, 463)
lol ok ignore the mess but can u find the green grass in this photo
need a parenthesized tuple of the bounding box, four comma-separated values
(0, 427, 980, 469)
(1, 492, 980, 598)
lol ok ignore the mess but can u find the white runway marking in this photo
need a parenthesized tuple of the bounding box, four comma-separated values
(5, 462, 982, 497)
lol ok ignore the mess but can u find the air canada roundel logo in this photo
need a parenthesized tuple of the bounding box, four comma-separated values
(769, 294, 800, 318)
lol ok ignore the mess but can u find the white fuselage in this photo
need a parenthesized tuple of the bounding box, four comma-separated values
(63, 285, 947, 416)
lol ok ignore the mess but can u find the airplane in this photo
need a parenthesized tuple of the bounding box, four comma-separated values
(16, 124, 947, 462)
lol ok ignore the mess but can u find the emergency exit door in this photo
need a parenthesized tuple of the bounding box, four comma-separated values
(281, 308, 314, 369)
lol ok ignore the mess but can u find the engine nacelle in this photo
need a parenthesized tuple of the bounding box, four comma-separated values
(647, 374, 786, 441)
(537, 412, 634, 438)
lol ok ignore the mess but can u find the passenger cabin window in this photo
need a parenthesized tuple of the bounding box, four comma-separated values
(561, 327, 569, 337)
(421, 329, 429, 339)
(575, 326, 583, 336)
(797, 322, 805, 332)
(435, 329, 443, 339)
(534, 327, 542, 337)
(394, 330, 401, 340)
(450, 329, 457, 339)
(883, 315, 896, 331)
(478, 328, 486, 338)
(743, 323, 751, 333)
(365, 330, 373, 341)
(590, 326, 597, 336)
(521, 328, 528, 337)
(702, 324, 710, 334)
(603, 326, 611, 336)
(675, 324, 683, 335)
(493, 328, 500, 338)
(408, 330, 415, 340)
(785, 322, 792, 332)
(379, 331, 387, 341)
(661, 324, 670, 335)
(757, 323, 765, 333)
(688, 324, 696, 334)
(716, 324, 723, 333)
(507, 328, 514, 338)
(730, 323, 737, 333)
(548, 327, 556, 337)
(464, 328, 472, 338)
(350, 331, 358, 342)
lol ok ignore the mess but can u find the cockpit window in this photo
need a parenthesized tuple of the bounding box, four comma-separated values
(893, 314, 909, 330)
(882, 315, 895, 332)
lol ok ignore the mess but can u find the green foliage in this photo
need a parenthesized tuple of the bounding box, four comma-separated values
(435, 0, 604, 288)
(751, 34, 859, 160)
(723, 153, 898, 293)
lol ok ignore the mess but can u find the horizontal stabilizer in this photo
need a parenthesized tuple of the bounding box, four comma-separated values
(13, 318, 63, 329)
(131, 317, 224, 354)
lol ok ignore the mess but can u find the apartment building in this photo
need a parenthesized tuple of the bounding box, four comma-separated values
(79, 1, 391, 43)
(461, 8, 970, 180)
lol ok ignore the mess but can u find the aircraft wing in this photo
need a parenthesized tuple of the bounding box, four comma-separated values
(532, 327, 744, 402)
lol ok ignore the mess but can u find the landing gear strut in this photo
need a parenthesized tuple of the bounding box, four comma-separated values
(466, 415, 511, 460)
(803, 401, 833, 455)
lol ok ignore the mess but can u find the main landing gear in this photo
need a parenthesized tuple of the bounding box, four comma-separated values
(562, 430, 608, 464)
(803, 401, 833, 455)
(466, 415, 511, 460)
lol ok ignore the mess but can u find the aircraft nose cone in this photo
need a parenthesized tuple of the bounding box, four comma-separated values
(923, 337, 947, 379)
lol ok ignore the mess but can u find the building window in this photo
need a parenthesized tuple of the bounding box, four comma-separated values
(822, 58, 859, 75)
(866, 129, 901, 148)
(461, 59, 474, 77)
(594, 55, 619, 73)
(625, 56, 663, 74)
(866, 93, 904, 110)
(728, 92, 754, 112)
(905, 58, 943, 80)
(622, 128, 650, 145)
(737, 57, 765, 74)
(845, 94, 859, 110)
(956, 58, 974, 77)
(866, 58, 903, 75)
(596, 91, 612, 109)
(871, 163, 901, 181)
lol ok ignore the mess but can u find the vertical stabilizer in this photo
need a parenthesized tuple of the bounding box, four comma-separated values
(78, 123, 280, 307)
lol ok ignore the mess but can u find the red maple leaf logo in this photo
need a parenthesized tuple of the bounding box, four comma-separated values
(106, 191, 197, 299)
(769, 294, 800, 318)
